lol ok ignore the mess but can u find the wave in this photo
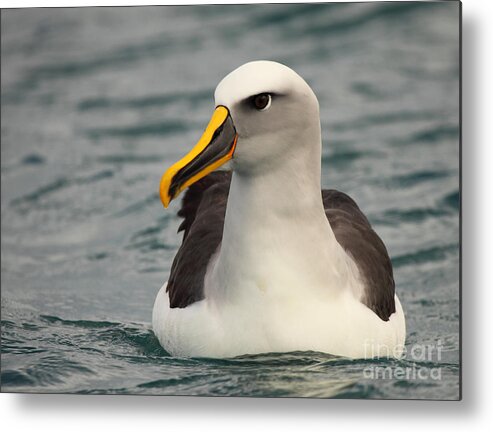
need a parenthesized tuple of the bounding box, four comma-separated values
(84, 120, 189, 140)
(387, 169, 453, 188)
(10, 170, 114, 206)
(77, 89, 211, 112)
(392, 243, 458, 268)
(395, 125, 459, 145)
(371, 207, 451, 226)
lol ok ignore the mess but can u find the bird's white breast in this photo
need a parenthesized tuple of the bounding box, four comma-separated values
(152, 278, 406, 359)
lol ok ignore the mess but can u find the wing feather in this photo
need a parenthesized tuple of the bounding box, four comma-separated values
(166, 173, 396, 321)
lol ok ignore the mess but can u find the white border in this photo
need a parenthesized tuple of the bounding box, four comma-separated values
(2, 0, 353, 7)
(2, 0, 493, 430)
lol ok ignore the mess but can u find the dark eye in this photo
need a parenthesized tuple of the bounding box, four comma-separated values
(253, 93, 271, 111)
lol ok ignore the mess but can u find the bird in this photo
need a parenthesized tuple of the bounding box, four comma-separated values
(153, 60, 405, 359)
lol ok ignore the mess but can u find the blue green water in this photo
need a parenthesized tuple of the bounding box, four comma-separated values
(1, 2, 460, 399)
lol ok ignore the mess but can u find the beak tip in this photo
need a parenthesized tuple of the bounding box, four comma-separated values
(161, 193, 171, 209)
(159, 188, 171, 209)
(159, 171, 173, 209)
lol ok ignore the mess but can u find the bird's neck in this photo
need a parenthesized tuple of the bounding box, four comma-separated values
(206, 142, 350, 303)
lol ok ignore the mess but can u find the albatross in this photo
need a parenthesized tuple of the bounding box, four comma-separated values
(153, 61, 406, 358)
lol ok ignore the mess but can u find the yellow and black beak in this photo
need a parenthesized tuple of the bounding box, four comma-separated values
(159, 106, 238, 208)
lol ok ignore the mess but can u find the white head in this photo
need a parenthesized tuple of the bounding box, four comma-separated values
(215, 61, 321, 175)
(159, 61, 322, 207)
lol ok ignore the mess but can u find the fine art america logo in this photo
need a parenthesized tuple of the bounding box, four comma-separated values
(363, 340, 443, 381)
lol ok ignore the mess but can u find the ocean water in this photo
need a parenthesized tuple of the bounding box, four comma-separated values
(1, 2, 460, 399)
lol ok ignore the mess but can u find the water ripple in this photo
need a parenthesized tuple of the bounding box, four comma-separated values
(84, 120, 189, 140)
(78, 89, 212, 112)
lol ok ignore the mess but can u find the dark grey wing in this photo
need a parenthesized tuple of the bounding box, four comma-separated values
(167, 171, 232, 308)
(322, 190, 396, 321)
(167, 177, 395, 318)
